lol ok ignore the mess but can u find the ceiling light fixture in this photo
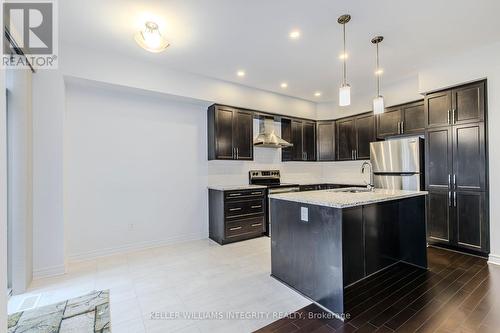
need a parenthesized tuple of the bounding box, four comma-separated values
(289, 30, 301, 39)
(135, 21, 170, 53)
(280, 82, 288, 89)
(237, 70, 246, 77)
(338, 14, 351, 107)
(371, 36, 385, 114)
(314, 91, 322, 97)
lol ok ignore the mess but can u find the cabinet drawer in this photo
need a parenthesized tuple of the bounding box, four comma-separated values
(225, 199, 264, 218)
(226, 217, 265, 238)
(224, 189, 265, 201)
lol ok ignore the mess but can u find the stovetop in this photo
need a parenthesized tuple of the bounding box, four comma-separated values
(248, 170, 299, 188)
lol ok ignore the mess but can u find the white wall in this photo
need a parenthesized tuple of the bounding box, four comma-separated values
(64, 80, 209, 261)
(6, 69, 33, 293)
(0, 67, 8, 332)
(418, 41, 500, 264)
(32, 71, 65, 278)
(61, 44, 317, 119)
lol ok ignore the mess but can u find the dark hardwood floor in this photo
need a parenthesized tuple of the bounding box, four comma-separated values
(255, 247, 500, 333)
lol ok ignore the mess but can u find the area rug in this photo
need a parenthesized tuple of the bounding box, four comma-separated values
(8, 290, 111, 333)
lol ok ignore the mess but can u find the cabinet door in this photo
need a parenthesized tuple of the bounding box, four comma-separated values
(427, 190, 452, 244)
(376, 106, 401, 138)
(234, 110, 253, 160)
(455, 191, 487, 252)
(215, 107, 235, 159)
(291, 120, 304, 160)
(452, 123, 486, 192)
(425, 127, 452, 191)
(402, 100, 425, 134)
(355, 114, 375, 160)
(336, 117, 356, 161)
(425, 90, 452, 128)
(303, 121, 316, 161)
(281, 119, 292, 161)
(317, 121, 336, 161)
(452, 81, 485, 125)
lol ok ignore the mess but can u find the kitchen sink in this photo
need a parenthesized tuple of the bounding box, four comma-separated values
(329, 188, 373, 193)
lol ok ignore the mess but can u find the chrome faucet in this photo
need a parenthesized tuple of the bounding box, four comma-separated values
(361, 161, 374, 191)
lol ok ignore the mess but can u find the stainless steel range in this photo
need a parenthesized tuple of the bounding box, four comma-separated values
(249, 170, 299, 236)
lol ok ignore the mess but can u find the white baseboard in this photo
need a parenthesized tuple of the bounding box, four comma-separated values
(67, 231, 208, 263)
(33, 264, 66, 280)
(488, 253, 500, 266)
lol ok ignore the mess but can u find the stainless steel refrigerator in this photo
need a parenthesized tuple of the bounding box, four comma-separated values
(370, 137, 424, 191)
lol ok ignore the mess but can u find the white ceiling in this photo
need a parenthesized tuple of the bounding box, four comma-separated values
(60, 0, 500, 103)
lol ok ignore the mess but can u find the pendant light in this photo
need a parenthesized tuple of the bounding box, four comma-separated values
(338, 14, 351, 106)
(371, 36, 384, 114)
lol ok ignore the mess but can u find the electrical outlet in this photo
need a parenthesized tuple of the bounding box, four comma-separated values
(301, 207, 308, 222)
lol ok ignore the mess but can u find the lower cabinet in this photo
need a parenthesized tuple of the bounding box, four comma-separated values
(427, 189, 488, 254)
(209, 188, 266, 244)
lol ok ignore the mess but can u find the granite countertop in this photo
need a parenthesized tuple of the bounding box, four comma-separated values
(268, 187, 428, 208)
(208, 184, 267, 191)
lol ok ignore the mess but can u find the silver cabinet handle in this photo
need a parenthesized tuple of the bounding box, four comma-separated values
(449, 191, 452, 207)
(401, 121, 404, 134)
(452, 109, 456, 124)
(251, 192, 262, 195)
(228, 193, 241, 197)
(351, 150, 354, 160)
(251, 205, 262, 209)
(454, 191, 457, 207)
(229, 208, 242, 211)
(453, 174, 456, 189)
(230, 226, 242, 231)
(448, 110, 451, 124)
(251, 223, 262, 227)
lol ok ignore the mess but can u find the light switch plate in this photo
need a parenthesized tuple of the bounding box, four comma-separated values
(301, 207, 308, 222)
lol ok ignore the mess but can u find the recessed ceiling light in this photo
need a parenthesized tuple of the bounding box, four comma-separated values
(237, 70, 246, 77)
(375, 68, 384, 76)
(289, 30, 301, 39)
(339, 53, 348, 60)
(280, 82, 288, 89)
(314, 92, 322, 97)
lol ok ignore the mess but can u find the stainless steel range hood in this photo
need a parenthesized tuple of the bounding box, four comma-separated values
(253, 118, 293, 148)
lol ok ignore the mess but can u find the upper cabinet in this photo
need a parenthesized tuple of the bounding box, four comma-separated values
(317, 121, 336, 161)
(282, 119, 316, 161)
(208, 105, 253, 160)
(376, 100, 425, 139)
(425, 81, 485, 128)
(336, 112, 375, 161)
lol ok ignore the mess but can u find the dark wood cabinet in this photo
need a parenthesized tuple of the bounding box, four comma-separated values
(425, 126, 453, 191)
(209, 188, 266, 245)
(376, 106, 402, 138)
(208, 105, 253, 160)
(452, 123, 486, 192)
(336, 117, 356, 161)
(425, 81, 485, 128)
(425, 80, 488, 255)
(336, 113, 375, 161)
(355, 113, 375, 160)
(282, 119, 316, 161)
(402, 100, 426, 134)
(317, 121, 336, 161)
(427, 190, 451, 244)
(376, 100, 425, 138)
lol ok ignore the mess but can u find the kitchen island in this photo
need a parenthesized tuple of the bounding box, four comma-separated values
(269, 187, 428, 317)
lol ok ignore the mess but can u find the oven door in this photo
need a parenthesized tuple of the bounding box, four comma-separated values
(267, 187, 300, 236)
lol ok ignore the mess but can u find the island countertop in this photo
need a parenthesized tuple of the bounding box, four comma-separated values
(268, 187, 428, 208)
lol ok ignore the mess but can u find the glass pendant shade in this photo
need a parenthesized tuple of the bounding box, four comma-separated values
(373, 95, 385, 114)
(135, 22, 170, 53)
(339, 84, 351, 106)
